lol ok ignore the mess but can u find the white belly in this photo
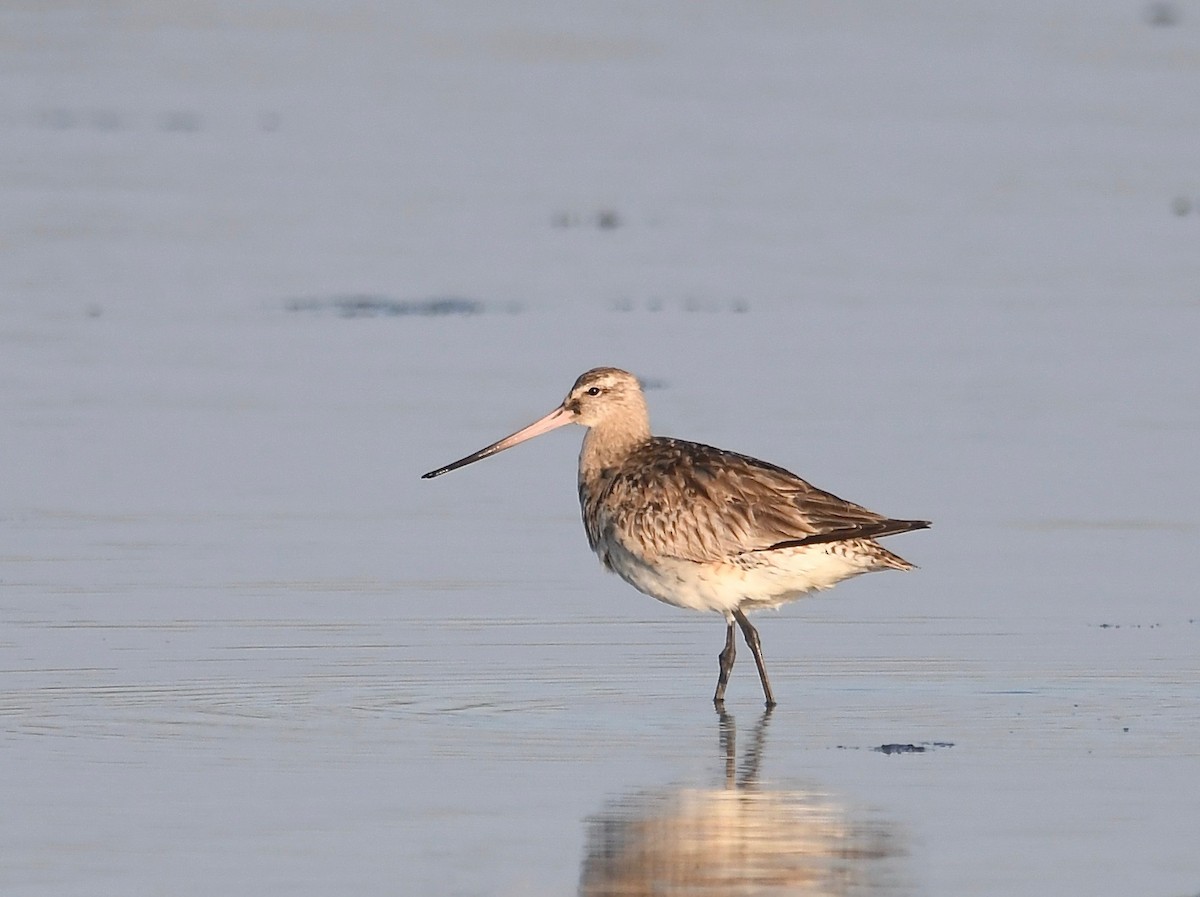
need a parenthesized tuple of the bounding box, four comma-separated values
(597, 537, 874, 616)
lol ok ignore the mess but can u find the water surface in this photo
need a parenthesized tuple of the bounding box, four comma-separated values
(2, 3, 1198, 895)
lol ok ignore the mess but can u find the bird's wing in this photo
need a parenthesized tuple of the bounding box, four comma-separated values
(593, 438, 926, 564)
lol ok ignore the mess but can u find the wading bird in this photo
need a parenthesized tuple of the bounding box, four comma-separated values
(422, 367, 929, 707)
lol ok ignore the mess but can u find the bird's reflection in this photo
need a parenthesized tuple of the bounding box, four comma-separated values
(579, 709, 907, 896)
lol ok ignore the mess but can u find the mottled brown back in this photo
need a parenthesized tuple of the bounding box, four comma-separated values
(581, 436, 929, 564)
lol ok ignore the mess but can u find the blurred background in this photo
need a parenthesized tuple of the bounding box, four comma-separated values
(2, 3, 1198, 895)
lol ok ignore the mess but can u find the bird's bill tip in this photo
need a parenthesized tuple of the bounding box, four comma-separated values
(420, 404, 574, 479)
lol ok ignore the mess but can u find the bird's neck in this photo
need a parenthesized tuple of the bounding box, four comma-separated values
(579, 414, 651, 477)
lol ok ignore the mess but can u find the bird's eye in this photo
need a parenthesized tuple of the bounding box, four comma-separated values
(586, 386, 601, 396)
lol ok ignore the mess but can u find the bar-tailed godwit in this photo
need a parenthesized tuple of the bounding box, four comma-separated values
(422, 367, 929, 707)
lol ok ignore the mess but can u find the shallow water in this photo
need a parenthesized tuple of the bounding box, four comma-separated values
(3, 3, 1199, 895)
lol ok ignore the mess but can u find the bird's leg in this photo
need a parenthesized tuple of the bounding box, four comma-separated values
(713, 619, 736, 705)
(733, 608, 776, 708)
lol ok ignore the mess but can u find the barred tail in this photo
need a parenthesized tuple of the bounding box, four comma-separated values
(874, 544, 917, 571)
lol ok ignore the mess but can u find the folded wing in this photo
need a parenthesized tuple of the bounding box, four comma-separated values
(588, 438, 929, 564)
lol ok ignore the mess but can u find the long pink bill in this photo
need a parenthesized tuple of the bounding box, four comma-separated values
(421, 405, 575, 479)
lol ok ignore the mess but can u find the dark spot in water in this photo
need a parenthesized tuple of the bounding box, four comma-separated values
(837, 741, 954, 754)
(1144, 1, 1180, 26)
(285, 295, 514, 318)
(552, 209, 622, 229)
(1171, 196, 1192, 216)
(160, 110, 201, 132)
(874, 742, 955, 755)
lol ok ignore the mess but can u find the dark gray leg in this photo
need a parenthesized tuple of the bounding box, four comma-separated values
(733, 608, 776, 708)
(713, 619, 736, 705)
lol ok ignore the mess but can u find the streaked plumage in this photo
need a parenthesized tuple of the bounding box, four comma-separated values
(423, 367, 929, 706)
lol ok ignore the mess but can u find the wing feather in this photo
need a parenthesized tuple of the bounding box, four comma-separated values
(582, 437, 929, 564)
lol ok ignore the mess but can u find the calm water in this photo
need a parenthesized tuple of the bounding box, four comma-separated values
(3, 3, 1199, 895)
